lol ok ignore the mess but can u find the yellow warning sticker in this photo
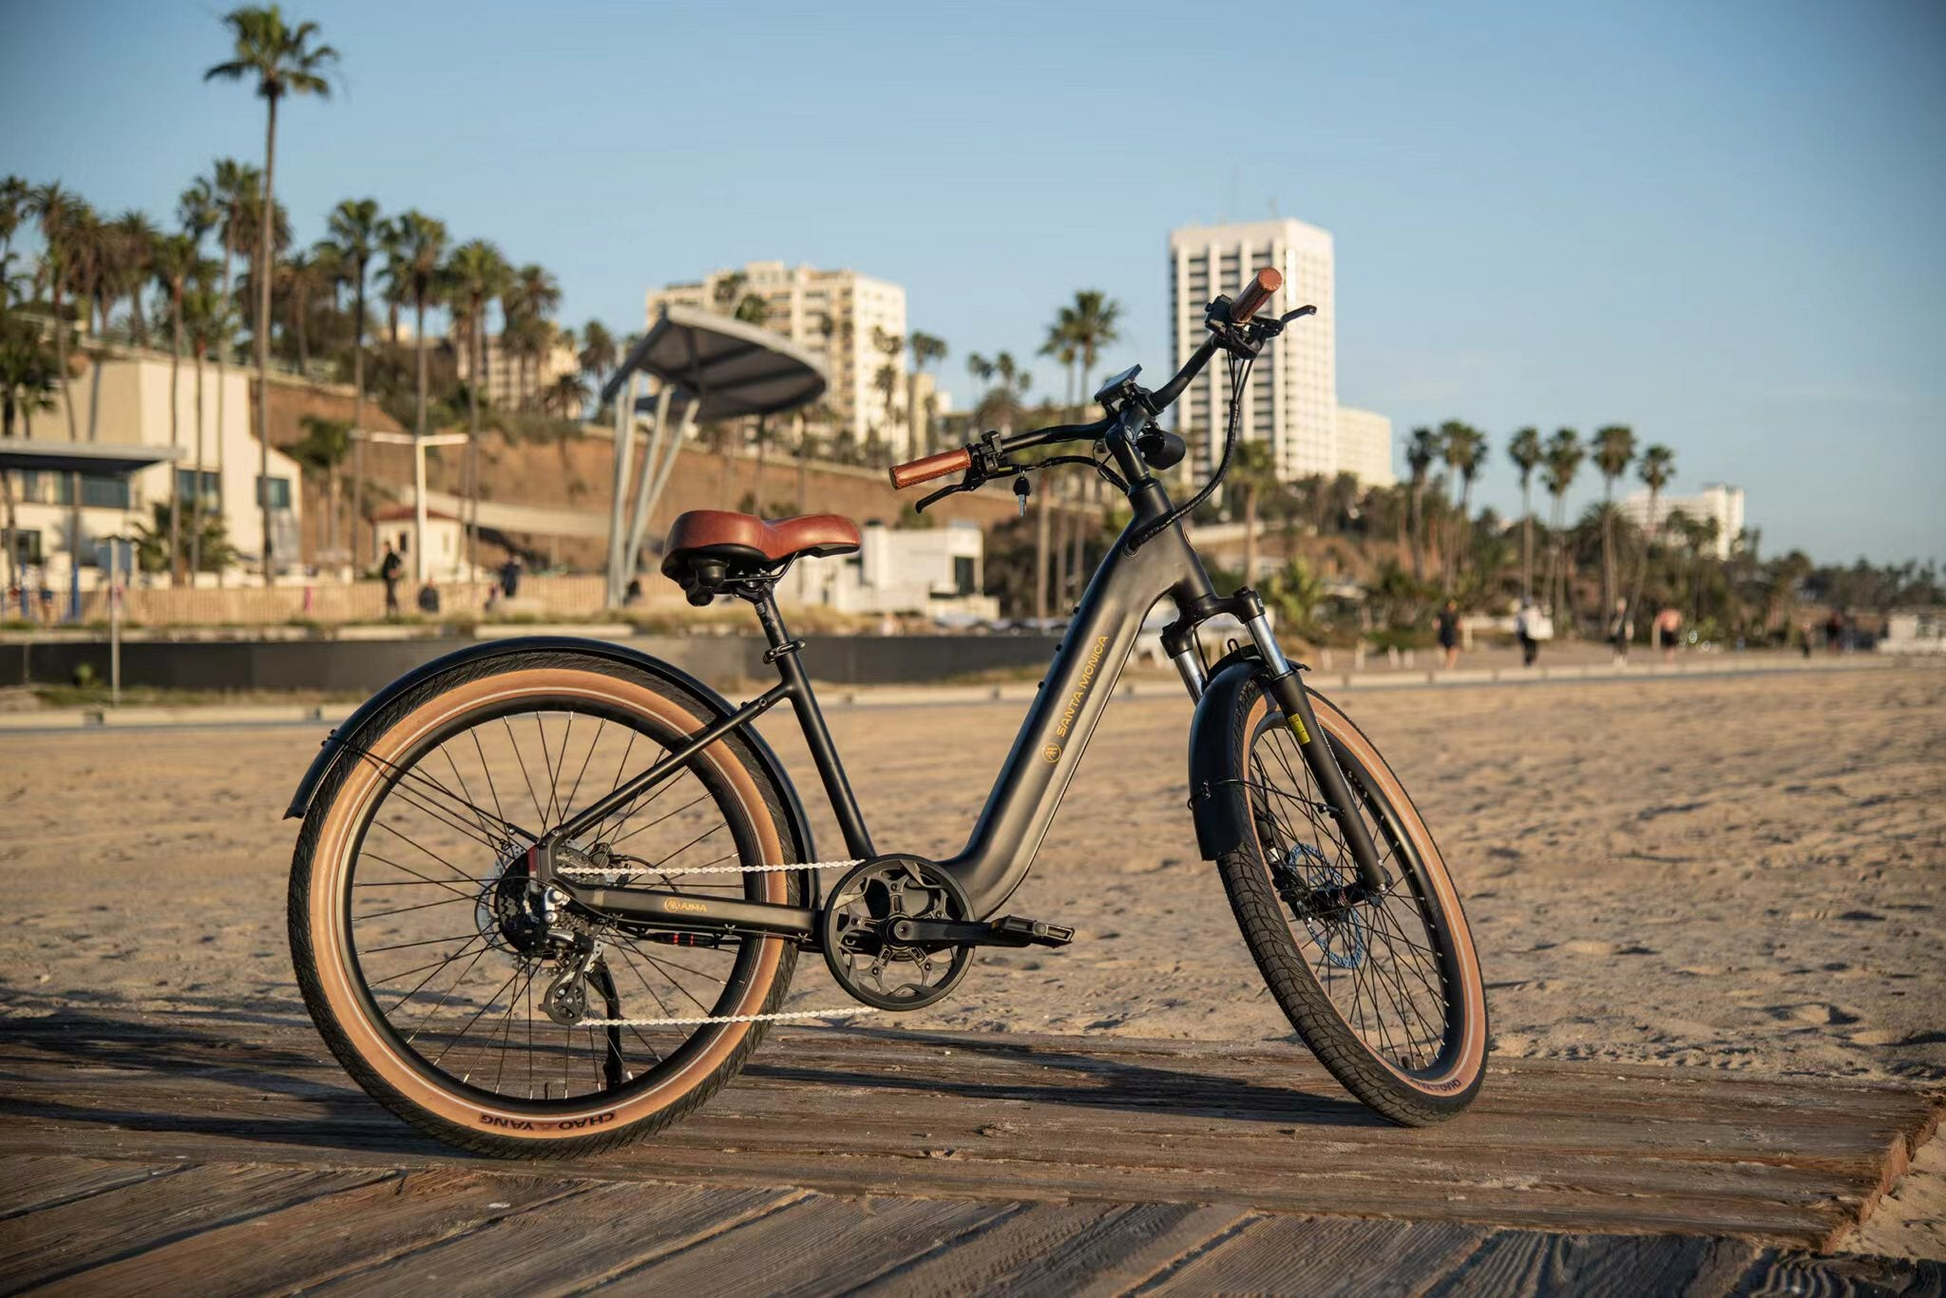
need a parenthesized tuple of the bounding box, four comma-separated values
(1290, 716, 1312, 745)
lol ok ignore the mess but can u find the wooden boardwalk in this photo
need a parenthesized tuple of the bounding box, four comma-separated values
(1, 1011, 1940, 1295)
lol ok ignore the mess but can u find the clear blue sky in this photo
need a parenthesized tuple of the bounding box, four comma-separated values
(5, 0, 1942, 565)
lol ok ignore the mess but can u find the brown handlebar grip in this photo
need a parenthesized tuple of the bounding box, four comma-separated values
(889, 447, 972, 490)
(1230, 267, 1283, 321)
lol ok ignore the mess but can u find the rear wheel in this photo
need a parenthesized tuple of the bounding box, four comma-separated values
(1212, 673, 1487, 1124)
(289, 648, 805, 1157)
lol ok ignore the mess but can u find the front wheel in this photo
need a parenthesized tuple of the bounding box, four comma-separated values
(1211, 673, 1488, 1124)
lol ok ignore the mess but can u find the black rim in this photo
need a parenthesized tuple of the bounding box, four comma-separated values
(337, 690, 784, 1113)
(1244, 702, 1465, 1079)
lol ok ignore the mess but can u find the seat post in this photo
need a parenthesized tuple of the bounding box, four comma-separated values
(747, 587, 876, 859)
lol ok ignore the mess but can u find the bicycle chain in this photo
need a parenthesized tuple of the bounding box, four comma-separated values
(557, 858, 873, 1027)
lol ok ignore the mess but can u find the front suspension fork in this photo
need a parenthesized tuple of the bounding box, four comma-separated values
(1241, 600, 1395, 895)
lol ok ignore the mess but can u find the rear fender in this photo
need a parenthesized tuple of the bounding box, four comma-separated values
(283, 635, 818, 872)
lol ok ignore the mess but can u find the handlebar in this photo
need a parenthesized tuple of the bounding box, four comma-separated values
(887, 447, 971, 489)
(1229, 267, 1281, 321)
(887, 265, 1293, 503)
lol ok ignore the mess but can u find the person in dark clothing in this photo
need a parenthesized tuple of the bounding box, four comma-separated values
(1609, 597, 1633, 665)
(500, 553, 523, 599)
(1436, 599, 1461, 669)
(379, 542, 403, 619)
(416, 576, 441, 615)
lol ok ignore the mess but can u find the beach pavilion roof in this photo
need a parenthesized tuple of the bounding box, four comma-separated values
(599, 304, 827, 421)
(0, 439, 184, 476)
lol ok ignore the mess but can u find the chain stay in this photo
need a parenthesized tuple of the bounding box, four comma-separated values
(560, 857, 871, 1026)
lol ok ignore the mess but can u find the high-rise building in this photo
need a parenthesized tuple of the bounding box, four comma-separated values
(1334, 406, 1396, 488)
(1169, 219, 1337, 481)
(1619, 483, 1747, 559)
(646, 261, 912, 457)
(473, 333, 581, 414)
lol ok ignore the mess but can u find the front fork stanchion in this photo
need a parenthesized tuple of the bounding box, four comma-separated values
(1242, 599, 1394, 894)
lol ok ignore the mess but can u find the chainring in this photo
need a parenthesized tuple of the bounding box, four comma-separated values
(820, 857, 973, 1011)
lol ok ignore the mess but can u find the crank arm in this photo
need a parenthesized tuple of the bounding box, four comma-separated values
(887, 915, 1076, 948)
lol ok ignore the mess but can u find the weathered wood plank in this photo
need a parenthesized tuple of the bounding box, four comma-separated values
(618, 1193, 1012, 1295)
(1728, 1249, 1946, 1298)
(0, 1157, 181, 1221)
(956, 1202, 1256, 1296)
(0, 1163, 384, 1292)
(32, 1170, 588, 1298)
(0, 1016, 1934, 1254)
(1423, 1228, 1757, 1298)
(309, 1181, 798, 1295)
(851, 1201, 1127, 1297)
(1148, 1216, 1488, 1296)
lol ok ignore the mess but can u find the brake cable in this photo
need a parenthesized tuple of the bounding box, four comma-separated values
(1124, 350, 1254, 554)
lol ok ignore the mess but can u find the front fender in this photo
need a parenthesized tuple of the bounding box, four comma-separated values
(283, 635, 817, 866)
(1185, 658, 1264, 860)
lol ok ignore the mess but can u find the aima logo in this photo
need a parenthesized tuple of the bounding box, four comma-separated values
(1042, 743, 1061, 764)
(663, 897, 709, 914)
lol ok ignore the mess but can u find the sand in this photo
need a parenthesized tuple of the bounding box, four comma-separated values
(2, 664, 1941, 1254)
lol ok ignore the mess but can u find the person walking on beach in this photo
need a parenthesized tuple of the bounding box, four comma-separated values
(1436, 599, 1461, 670)
(500, 552, 523, 600)
(1654, 606, 1682, 663)
(1608, 597, 1633, 666)
(379, 541, 403, 620)
(1514, 597, 1548, 667)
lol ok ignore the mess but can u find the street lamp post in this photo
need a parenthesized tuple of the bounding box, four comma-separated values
(353, 430, 470, 583)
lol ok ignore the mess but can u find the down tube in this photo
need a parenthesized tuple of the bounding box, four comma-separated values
(941, 525, 1207, 917)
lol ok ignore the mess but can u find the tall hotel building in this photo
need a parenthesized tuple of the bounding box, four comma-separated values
(1169, 219, 1338, 482)
(646, 261, 910, 456)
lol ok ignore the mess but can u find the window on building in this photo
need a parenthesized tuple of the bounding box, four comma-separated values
(80, 476, 131, 509)
(953, 555, 976, 596)
(4, 529, 43, 566)
(174, 469, 220, 510)
(256, 475, 292, 510)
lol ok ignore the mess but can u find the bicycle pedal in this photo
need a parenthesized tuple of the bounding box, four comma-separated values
(991, 915, 1075, 948)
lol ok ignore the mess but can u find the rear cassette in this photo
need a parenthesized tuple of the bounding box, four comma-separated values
(821, 857, 973, 1011)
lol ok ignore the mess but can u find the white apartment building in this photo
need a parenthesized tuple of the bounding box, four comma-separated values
(1169, 219, 1337, 481)
(10, 352, 304, 589)
(646, 262, 912, 457)
(1334, 406, 1396, 488)
(470, 332, 581, 414)
(1619, 483, 1747, 559)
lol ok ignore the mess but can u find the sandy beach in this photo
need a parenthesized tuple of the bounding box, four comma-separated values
(2, 662, 1941, 1255)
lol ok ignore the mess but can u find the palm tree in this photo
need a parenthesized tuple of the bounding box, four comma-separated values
(390, 210, 447, 444)
(1232, 440, 1279, 583)
(205, 3, 337, 578)
(1438, 420, 1485, 590)
(1038, 309, 1080, 419)
(325, 197, 380, 568)
(1507, 426, 1543, 601)
(871, 326, 904, 451)
(152, 233, 198, 579)
(506, 263, 561, 406)
(442, 237, 508, 574)
(0, 316, 61, 595)
(180, 273, 226, 577)
(1629, 443, 1676, 616)
(276, 246, 325, 371)
(907, 330, 947, 456)
(1064, 291, 1122, 587)
(1405, 427, 1436, 581)
(1541, 428, 1584, 621)
(290, 413, 350, 561)
(1591, 424, 1636, 622)
(578, 319, 616, 398)
(26, 182, 81, 442)
(109, 211, 157, 342)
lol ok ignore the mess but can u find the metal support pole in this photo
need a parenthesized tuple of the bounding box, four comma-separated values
(109, 538, 122, 705)
(606, 374, 637, 607)
(621, 386, 677, 592)
(411, 436, 429, 585)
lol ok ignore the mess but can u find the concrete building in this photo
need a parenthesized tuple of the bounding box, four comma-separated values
(646, 262, 913, 458)
(470, 332, 581, 414)
(369, 506, 471, 584)
(1619, 483, 1746, 559)
(1169, 219, 1337, 481)
(1334, 406, 1396, 488)
(10, 351, 304, 589)
(781, 520, 996, 620)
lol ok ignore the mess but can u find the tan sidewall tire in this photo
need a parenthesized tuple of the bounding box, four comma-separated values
(298, 664, 791, 1144)
(1234, 685, 1487, 1107)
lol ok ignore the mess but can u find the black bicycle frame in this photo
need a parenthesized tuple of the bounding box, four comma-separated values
(547, 409, 1390, 940)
